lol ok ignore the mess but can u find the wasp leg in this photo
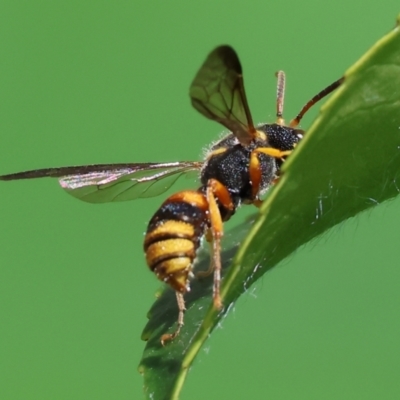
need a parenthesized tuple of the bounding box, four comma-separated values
(253, 199, 263, 208)
(204, 179, 234, 310)
(160, 291, 186, 346)
(196, 229, 214, 278)
(255, 147, 292, 158)
(249, 147, 291, 199)
(206, 183, 223, 310)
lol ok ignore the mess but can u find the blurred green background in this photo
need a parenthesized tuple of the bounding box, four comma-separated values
(1, 1, 400, 399)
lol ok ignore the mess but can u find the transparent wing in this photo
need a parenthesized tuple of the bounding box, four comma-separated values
(0, 162, 202, 203)
(190, 45, 256, 146)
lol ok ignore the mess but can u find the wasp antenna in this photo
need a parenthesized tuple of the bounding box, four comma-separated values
(289, 77, 344, 128)
(275, 70, 286, 125)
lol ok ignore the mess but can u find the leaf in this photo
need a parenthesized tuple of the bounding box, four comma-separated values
(139, 17, 400, 400)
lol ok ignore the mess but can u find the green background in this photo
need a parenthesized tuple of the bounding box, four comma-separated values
(1, 1, 400, 399)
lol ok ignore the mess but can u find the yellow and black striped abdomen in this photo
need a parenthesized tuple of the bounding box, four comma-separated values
(144, 190, 209, 293)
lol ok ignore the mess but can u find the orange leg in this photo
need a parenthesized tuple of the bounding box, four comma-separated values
(201, 179, 234, 310)
(253, 199, 263, 208)
(160, 292, 186, 345)
(249, 147, 292, 199)
(249, 151, 262, 200)
(255, 147, 292, 158)
(196, 229, 214, 278)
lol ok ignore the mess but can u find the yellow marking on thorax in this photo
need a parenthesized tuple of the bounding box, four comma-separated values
(207, 147, 227, 159)
(255, 130, 267, 141)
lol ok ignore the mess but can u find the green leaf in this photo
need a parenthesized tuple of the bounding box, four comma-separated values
(139, 17, 400, 400)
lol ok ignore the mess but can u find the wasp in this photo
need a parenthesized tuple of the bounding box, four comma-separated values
(0, 46, 343, 344)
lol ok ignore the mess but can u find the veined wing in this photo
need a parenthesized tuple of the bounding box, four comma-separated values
(190, 45, 256, 146)
(0, 161, 203, 203)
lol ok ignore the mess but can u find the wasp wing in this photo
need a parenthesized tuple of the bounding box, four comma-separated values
(189, 45, 256, 146)
(0, 162, 202, 203)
